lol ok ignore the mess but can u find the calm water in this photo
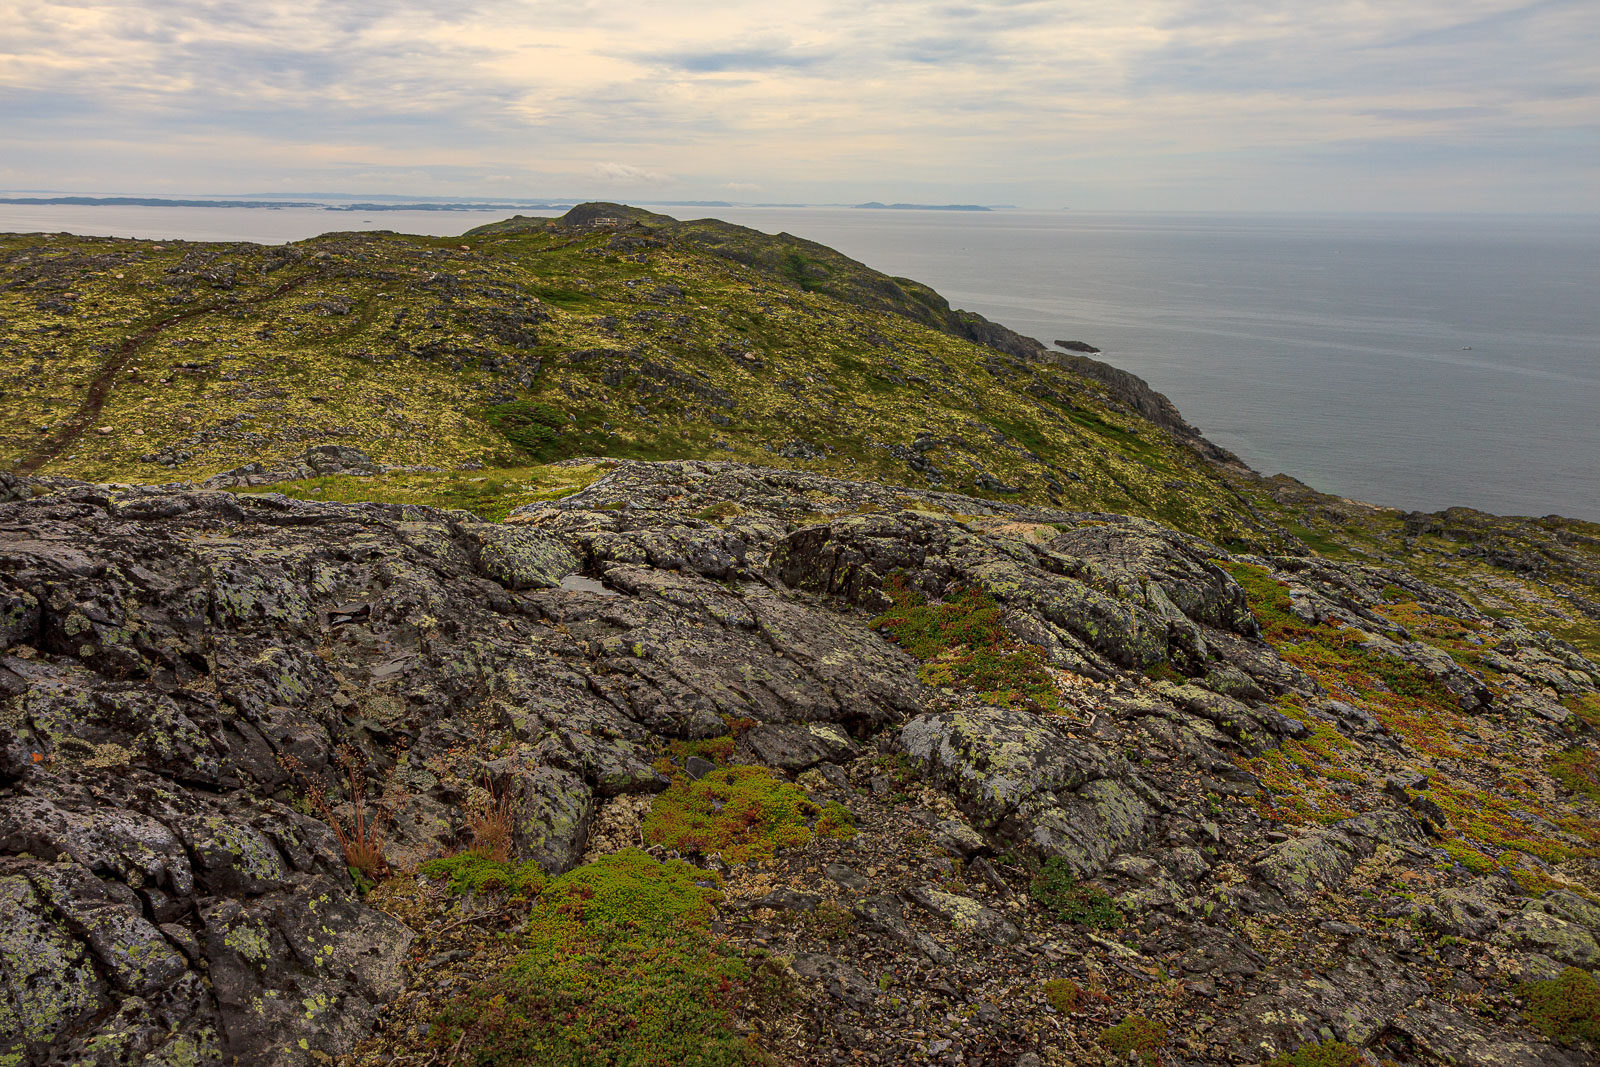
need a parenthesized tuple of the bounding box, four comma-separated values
(5, 203, 1597, 521)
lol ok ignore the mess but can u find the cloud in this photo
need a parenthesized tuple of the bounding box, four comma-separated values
(593, 162, 673, 185)
(721, 181, 762, 191)
(0, 0, 1596, 209)
(640, 45, 823, 73)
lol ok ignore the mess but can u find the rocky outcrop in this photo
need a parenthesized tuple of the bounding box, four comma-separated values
(200, 445, 406, 489)
(2, 461, 1598, 1066)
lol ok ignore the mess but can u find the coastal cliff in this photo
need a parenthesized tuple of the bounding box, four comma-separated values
(2, 207, 1598, 1066)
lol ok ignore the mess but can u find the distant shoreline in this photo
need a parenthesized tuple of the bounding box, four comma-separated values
(0, 196, 571, 212)
(853, 201, 992, 211)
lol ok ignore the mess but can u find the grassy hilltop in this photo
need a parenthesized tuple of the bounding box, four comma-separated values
(0, 202, 1262, 542)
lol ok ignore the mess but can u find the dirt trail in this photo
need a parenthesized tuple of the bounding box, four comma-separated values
(17, 271, 321, 475)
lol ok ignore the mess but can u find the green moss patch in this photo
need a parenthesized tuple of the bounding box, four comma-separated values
(1098, 1014, 1166, 1065)
(872, 576, 1062, 713)
(418, 853, 547, 899)
(1265, 1040, 1364, 1067)
(643, 765, 818, 864)
(1550, 747, 1600, 803)
(427, 849, 783, 1066)
(1521, 967, 1600, 1044)
(1042, 978, 1083, 1013)
(814, 801, 858, 840)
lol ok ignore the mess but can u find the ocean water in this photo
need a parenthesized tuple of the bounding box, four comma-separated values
(4, 202, 1597, 521)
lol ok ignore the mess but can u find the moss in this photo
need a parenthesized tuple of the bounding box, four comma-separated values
(1264, 1041, 1364, 1067)
(814, 801, 858, 840)
(1098, 1014, 1166, 1065)
(418, 853, 548, 899)
(1041, 978, 1082, 1013)
(1521, 967, 1600, 1044)
(803, 901, 856, 941)
(427, 849, 783, 1066)
(871, 575, 1063, 713)
(1029, 858, 1123, 929)
(1549, 747, 1600, 803)
(1440, 838, 1497, 874)
(642, 765, 817, 863)
(667, 733, 737, 766)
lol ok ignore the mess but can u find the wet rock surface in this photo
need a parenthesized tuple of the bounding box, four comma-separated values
(1, 460, 1597, 1066)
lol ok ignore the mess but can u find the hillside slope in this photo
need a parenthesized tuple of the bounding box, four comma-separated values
(2, 463, 1599, 1067)
(0, 204, 1259, 544)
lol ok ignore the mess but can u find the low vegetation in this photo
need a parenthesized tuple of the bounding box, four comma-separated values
(1521, 967, 1600, 1044)
(1224, 561, 1600, 891)
(642, 765, 819, 863)
(426, 849, 785, 1065)
(418, 853, 547, 899)
(1041, 978, 1083, 1013)
(1098, 1014, 1167, 1065)
(1264, 1040, 1364, 1067)
(872, 575, 1062, 712)
(1029, 858, 1123, 929)
(0, 211, 1271, 544)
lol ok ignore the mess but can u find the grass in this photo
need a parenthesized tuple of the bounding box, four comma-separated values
(871, 575, 1063, 713)
(482, 399, 570, 460)
(427, 849, 786, 1066)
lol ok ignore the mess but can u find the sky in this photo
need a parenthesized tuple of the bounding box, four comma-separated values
(2, 0, 1597, 211)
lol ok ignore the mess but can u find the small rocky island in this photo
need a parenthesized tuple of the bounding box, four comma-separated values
(2, 205, 1598, 1066)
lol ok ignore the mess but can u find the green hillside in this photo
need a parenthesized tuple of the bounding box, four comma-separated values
(0, 203, 1264, 544)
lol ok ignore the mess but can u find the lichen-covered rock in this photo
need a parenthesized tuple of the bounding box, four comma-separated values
(0, 868, 105, 1051)
(900, 703, 1156, 873)
(1494, 904, 1600, 970)
(1252, 811, 1427, 906)
(904, 884, 1020, 945)
(1, 461, 1596, 1066)
(468, 525, 579, 589)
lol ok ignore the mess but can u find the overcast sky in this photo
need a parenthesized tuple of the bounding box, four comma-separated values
(3, 0, 1596, 210)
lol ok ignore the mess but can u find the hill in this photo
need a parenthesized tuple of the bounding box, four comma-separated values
(2, 203, 1250, 542)
(2, 205, 1599, 1067)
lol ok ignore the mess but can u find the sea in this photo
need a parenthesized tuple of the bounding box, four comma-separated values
(4, 202, 1597, 522)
